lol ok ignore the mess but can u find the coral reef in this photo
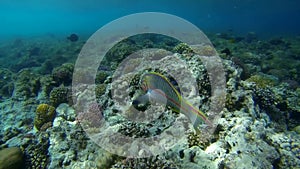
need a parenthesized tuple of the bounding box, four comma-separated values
(187, 132, 210, 149)
(265, 132, 300, 168)
(0, 33, 299, 169)
(39, 75, 57, 97)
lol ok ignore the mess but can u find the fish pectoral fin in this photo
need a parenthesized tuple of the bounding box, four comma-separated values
(148, 89, 167, 106)
(132, 93, 150, 106)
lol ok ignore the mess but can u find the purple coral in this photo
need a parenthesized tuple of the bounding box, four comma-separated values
(77, 102, 103, 128)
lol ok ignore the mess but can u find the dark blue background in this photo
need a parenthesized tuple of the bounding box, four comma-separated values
(1, 0, 300, 40)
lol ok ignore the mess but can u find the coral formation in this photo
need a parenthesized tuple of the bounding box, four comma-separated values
(14, 69, 41, 100)
(0, 32, 299, 169)
(0, 69, 15, 98)
(246, 74, 277, 88)
(34, 104, 56, 130)
(173, 42, 193, 54)
(51, 63, 74, 86)
(187, 132, 210, 149)
(77, 103, 103, 128)
(0, 147, 24, 169)
(118, 121, 150, 138)
(95, 71, 109, 84)
(39, 75, 57, 96)
(21, 132, 50, 169)
(49, 86, 71, 107)
(112, 156, 177, 169)
(95, 84, 107, 99)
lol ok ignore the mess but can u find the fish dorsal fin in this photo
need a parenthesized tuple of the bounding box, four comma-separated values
(147, 72, 182, 100)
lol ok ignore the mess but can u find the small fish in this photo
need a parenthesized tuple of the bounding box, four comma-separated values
(133, 72, 212, 132)
(67, 33, 79, 42)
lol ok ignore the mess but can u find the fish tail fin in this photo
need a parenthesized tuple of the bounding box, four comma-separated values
(181, 99, 213, 132)
(193, 115, 203, 134)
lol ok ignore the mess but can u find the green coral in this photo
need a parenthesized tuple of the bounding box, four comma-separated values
(95, 84, 107, 99)
(39, 75, 56, 96)
(105, 39, 139, 64)
(95, 71, 109, 84)
(49, 86, 71, 107)
(52, 63, 74, 86)
(246, 74, 277, 88)
(14, 69, 41, 99)
(0, 68, 15, 98)
(173, 43, 193, 54)
(293, 125, 300, 134)
(34, 104, 56, 130)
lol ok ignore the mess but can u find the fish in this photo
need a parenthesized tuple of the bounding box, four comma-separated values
(133, 72, 212, 132)
(67, 33, 79, 42)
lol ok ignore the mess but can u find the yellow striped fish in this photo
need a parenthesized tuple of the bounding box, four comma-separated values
(133, 72, 212, 132)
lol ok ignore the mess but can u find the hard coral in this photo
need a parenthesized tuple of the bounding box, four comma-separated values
(34, 104, 56, 130)
(52, 63, 74, 86)
(14, 69, 40, 100)
(246, 74, 277, 88)
(173, 43, 193, 54)
(77, 103, 102, 128)
(95, 71, 109, 84)
(118, 122, 150, 138)
(187, 132, 210, 149)
(0, 68, 15, 98)
(49, 86, 71, 107)
(112, 155, 177, 169)
(95, 84, 107, 99)
(21, 132, 50, 169)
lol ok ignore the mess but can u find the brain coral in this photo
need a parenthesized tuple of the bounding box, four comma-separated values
(34, 104, 56, 130)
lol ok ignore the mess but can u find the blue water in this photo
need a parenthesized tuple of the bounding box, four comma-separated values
(1, 0, 300, 40)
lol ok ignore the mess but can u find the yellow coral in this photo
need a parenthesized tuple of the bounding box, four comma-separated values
(34, 104, 56, 130)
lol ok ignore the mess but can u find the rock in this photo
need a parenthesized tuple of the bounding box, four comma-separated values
(0, 147, 24, 169)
